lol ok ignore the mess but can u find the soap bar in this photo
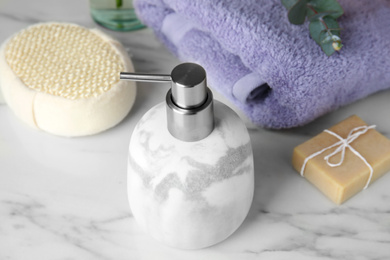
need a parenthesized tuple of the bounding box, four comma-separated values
(292, 115, 390, 204)
(0, 22, 136, 136)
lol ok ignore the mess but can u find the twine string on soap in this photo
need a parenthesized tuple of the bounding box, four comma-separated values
(300, 125, 376, 190)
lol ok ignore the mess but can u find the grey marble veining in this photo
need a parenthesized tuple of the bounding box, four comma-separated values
(127, 102, 254, 248)
(0, 0, 390, 258)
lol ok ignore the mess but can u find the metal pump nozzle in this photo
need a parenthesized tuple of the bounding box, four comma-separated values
(120, 63, 214, 142)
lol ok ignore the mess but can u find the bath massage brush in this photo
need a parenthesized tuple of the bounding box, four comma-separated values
(0, 22, 136, 136)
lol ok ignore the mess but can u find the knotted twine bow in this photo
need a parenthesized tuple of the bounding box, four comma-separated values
(300, 125, 376, 190)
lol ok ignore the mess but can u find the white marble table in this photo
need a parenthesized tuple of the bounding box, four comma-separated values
(1, 0, 390, 259)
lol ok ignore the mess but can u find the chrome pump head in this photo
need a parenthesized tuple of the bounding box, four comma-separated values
(120, 63, 214, 142)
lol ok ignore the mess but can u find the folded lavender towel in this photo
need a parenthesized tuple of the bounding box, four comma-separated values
(134, 0, 390, 129)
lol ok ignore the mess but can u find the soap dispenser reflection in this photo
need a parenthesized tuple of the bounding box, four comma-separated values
(120, 63, 254, 249)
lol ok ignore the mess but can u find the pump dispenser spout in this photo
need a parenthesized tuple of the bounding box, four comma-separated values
(120, 63, 214, 142)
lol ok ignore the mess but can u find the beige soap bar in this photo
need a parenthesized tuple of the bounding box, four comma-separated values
(292, 115, 390, 204)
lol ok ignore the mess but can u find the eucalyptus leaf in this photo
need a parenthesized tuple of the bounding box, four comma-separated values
(281, 0, 343, 56)
(288, 0, 308, 25)
(281, 0, 299, 10)
(309, 16, 341, 56)
(320, 41, 336, 56)
(309, 19, 323, 44)
(319, 30, 331, 43)
(322, 16, 341, 37)
(309, 11, 339, 22)
(307, 0, 344, 19)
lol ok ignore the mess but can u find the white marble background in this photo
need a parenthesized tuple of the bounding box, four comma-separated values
(0, 0, 390, 259)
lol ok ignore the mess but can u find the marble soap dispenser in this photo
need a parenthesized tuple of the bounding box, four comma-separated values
(120, 63, 254, 249)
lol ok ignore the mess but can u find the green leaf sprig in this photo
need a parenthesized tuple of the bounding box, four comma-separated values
(281, 0, 344, 56)
(116, 0, 122, 8)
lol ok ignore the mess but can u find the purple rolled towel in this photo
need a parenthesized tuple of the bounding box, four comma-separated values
(134, 0, 390, 129)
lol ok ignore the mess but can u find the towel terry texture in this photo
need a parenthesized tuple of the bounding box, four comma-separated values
(134, 0, 390, 129)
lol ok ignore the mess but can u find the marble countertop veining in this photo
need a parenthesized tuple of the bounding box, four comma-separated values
(1, 0, 390, 259)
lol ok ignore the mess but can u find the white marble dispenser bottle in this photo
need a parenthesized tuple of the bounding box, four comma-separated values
(120, 63, 254, 249)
